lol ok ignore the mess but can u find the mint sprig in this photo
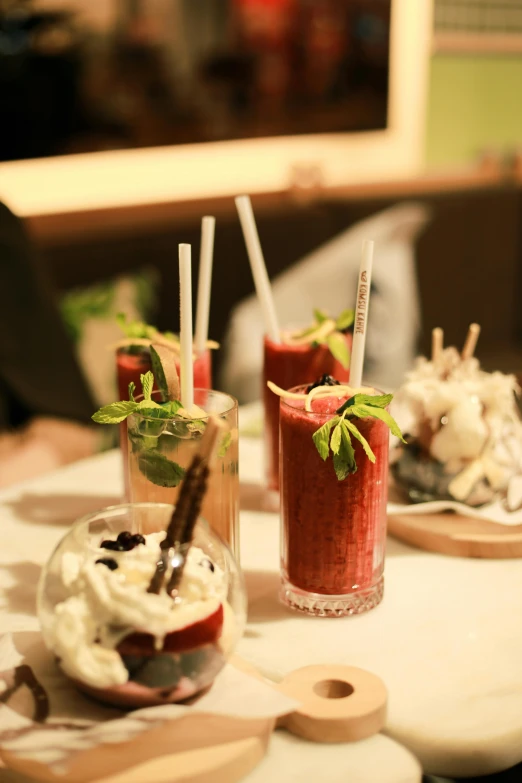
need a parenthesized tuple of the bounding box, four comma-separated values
(312, 392, 405, 480)
(92, 371, 179, 424)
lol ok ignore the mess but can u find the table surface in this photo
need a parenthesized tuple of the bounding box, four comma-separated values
(1, 424, 521, 780)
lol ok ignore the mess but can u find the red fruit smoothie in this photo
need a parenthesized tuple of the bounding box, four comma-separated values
(116, 347, 212, 499)
(280, 390, 388, 615)
(263, 334, 351, 491)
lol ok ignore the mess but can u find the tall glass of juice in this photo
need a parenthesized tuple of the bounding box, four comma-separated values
(127, 389, 239, 558)
(279, 385, 388, 617)
(264, 333, 351, 492)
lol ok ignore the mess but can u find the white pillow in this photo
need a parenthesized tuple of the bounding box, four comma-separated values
(220, 202, 430, 402)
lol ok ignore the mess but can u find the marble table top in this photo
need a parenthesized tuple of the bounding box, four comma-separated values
(2, 424, 522, 778)
(0, 448, 420, 783)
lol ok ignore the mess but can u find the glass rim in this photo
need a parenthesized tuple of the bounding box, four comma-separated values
(130, 388, 238, 422)
(280, 383, 383, 418)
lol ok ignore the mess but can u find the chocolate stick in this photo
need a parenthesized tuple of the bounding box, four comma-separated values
(147, 416, 226, 595)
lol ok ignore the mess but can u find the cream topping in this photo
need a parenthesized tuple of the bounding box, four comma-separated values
(47, 533, 226, 689)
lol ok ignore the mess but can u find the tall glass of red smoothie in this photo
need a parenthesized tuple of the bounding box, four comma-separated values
(279, 385, 389, 617)
(116, 346, 212, 499)
(264, 333, 351, 492)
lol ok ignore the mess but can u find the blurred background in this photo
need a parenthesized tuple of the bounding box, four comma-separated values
(1, 0, 522, 482)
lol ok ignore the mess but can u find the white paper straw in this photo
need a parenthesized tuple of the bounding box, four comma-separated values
(235, 194, 280, 343)
(179, 243, 194, 409)
(350, 240, 374, 388)
(195, 216, 215, 353)
(461, 323, 481, 360)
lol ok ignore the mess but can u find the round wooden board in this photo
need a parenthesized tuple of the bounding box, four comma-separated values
(388, 512, 522, 559)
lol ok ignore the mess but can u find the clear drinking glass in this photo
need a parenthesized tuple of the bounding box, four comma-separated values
(116, 347, 212, 500)
(279, 385, 388, 617)
(126, 389, 239, 558)
(37, 503, 246, 708)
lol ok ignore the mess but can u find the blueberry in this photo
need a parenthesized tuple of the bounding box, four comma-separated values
(117, 531, 134, 549)
(200, 558, 215, 573)
(95, 558, 118, 571)
(306, 374, 341, 393)
(100, 540, 123, 551)
(130, 534, 146, 547)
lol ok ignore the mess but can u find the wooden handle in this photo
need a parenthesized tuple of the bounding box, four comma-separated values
(275, 664, 387, 743)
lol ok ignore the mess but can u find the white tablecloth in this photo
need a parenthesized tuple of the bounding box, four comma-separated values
(2, 420, 522, 779)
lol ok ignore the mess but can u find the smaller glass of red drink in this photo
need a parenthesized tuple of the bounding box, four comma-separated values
(280, 384, 397, 617)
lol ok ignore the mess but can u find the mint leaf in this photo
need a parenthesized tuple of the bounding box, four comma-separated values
(336, 393, 392, 415)
(314, 308, 328, 324)
(150, 345, 169, 401)
(128, 381, 136, 402)
(333, 425, 356, 480)
(117, 312, 155, 340)
(312, 417, 338, 461)
(140, 371, 154, 401)
(218, 431, 232, 458)
(136, 405, 173, 420)
(92, 400, 139, 424)
(326, 332, 350, 370)
(351, 404, 406, 442)
(330, 419, 343, 454)
(344, 419, 376, 462)
(335, 309, 354, 331)
(354, 393, 393, 409)
(163, 400, 183, 416)
(137, 451, 185, 488)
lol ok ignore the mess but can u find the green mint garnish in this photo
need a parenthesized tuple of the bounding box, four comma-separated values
(218, 431, 232, 458)
(92, 400, 140, 424)
(92, 372, 176, 424)
(116, 312, 156, 340)
(326, 332, 350, 370)
(150, 345, 168, 401)
(312, 392, 405, 480)
(291, 308, 354, 369)
(128, 381, 136, 402)
(137, 451, 186, 488)
(335, 309, 355, 331)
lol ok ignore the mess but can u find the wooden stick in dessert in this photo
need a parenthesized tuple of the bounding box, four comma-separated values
(461, 323, 481, 360)
(431, 327, 443, 362)
(195, 215, 215, 354)
(235, 194, 280, 343)
(349, 240, 374, 388)
(147, 416, 225, 595)
(179, 243, 194, 410)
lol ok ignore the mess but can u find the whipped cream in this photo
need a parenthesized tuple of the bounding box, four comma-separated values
(47, 533, 227, 689)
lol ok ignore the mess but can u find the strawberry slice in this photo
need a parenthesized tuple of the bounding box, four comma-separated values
(118, 604, 224, 655)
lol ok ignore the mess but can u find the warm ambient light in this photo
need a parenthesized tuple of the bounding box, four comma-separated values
(0, 0, 432, 218)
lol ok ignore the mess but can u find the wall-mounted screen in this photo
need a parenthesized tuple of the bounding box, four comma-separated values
(1, 0, 391, 162)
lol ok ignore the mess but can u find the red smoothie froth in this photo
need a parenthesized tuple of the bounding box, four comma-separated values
(116, 347, 212, 499)
(280, 391, 388, 600)
(263, 334, 351, 492)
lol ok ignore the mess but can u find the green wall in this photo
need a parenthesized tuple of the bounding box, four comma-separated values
(425, 54, 522, 167)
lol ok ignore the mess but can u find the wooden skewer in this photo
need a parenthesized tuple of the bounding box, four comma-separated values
(431, 327, 443, 362)
(461, 323, 481, 360)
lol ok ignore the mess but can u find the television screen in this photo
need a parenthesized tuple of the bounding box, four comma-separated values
(0, 0, 391, 162)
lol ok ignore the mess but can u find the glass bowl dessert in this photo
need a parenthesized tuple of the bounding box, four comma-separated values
(390, 331, 522, 509)
(37, 503, 246, 709)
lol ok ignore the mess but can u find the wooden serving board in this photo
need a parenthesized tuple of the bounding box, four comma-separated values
(1, 660, 388, 783)
(388, 511, 522, 559)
